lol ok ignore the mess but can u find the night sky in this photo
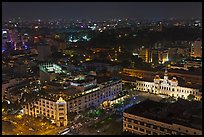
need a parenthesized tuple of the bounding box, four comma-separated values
(2, 2, 202, 21)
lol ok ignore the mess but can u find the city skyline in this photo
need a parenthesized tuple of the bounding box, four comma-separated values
(2, 2, 202, 135)
(2, 2, 202, 21)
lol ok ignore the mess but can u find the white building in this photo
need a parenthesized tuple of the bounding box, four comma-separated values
(23, 97, 68, 127)
(22, 77, 123, 127)
(134, 69, 201, 101)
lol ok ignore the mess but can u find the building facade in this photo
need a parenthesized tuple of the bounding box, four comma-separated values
(23, 97, 68, 127)
(149, 49, 169, 65)
(184, 58, 202, 69)
(123, 108, 202, 135)
(191, 38, 202, 58)
(138, 48, 150, 63)
(39, 63, 70, 83)
(134, 69, 201, 101)
(123, 113, 202, 135)
(22, 78, 123, 127)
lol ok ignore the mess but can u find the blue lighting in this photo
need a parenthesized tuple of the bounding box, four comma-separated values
(2, 44, 5, 52)
(23, 44, 29, 50)
(2, 47, 5, 52)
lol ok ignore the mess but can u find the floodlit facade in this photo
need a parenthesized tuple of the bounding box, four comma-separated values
(138, 48, 150, 63)
(191, 38, 202, 58)
(184, 58, 202, 69)
(23, 97, 68, 127)
(39, 63, 70, 83)
(23, 77, 123, 127)
(134, 69, 201, 101)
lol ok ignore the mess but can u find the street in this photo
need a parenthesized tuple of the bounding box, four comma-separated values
(59, 90, 164, 135)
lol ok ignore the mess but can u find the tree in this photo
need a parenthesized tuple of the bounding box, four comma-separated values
(123, 83, 135, 90)
(68, 112, 78, 121)
(187, 94, 195, 101)
(2, 101, 9, 111)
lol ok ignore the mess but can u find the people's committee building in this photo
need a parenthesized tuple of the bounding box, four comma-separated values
(135, 69, 201, 101)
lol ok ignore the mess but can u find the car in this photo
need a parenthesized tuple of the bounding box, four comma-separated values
(60, 130, 70, 135)
(94, 117, 98, 120)
(78, 122, 82, 126)
(29, 128, 34, 131)
(58, 128, 70, 134)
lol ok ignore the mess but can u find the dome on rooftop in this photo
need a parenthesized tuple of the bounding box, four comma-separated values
(154, 75, 160, 80)
(171, 77, 178, 82)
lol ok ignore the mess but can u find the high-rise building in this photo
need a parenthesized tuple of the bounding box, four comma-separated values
(149, 49, 169, 65)
(191, 38, 202, 58)
(158, 50, 169, 64)
(138, 48, 150, 63)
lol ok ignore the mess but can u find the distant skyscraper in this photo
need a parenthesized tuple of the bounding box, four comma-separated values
(138, 48, 150, 63)
(191, 38, 202, 58)
(149, 49, 169, 65)
(2, 30, 8, 52)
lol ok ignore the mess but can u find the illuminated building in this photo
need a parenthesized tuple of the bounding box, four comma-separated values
(39, 63, 70, 83)
(123, 99, 202, 135)
(123, 68, 145, 79)
(2, 78, 25, 102)
(67, 33, 91, 43)
(159, 50, 169, 64)
(22, 75, 123, 127)
(23, 97, 68, 127)
(170, 64, 188, 70)
(102, 91, 129, 108)
(191, 38, 202, 58)
(184, 58, 202, 69)
(138, 48, 150, 63)
(134, 69, 201, 101)
(2, 30, 8, 52)
(150, 49, 169, 65)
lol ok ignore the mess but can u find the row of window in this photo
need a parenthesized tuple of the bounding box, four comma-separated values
(36, 108, 54, 114)
(136, 84, 198, 95)
(126, 124, 159, 135)
(124, 117, 198, 135)
(68, 91, 119, 106)
(103, 83, 122, 89)
(36, 101, 55, 106)
(136, 82, 153, 87)
(125, 118, 171, 133)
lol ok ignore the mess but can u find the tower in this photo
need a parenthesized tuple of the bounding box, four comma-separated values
(163, 68, 168, 84)
(191, 38, 202, 58)
(56, 97, 68, 126)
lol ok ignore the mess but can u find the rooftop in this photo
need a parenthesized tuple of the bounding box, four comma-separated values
(124, 99, 202, 130)
(96, 76, 121, 84)
(84, 59, 120, 66)
(40, 84, 100, 102)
